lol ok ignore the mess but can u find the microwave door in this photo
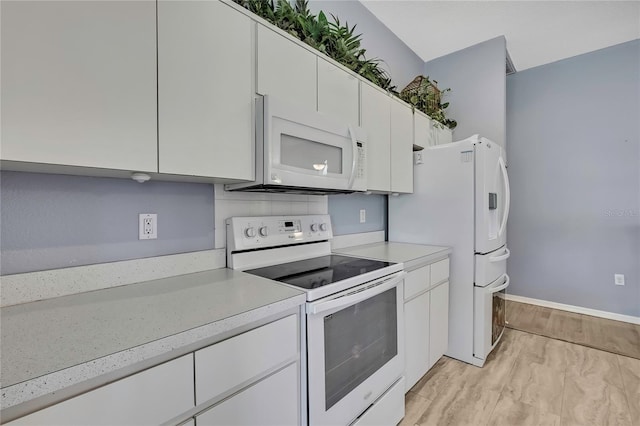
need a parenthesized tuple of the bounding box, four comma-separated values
(269, 116, 354, 190)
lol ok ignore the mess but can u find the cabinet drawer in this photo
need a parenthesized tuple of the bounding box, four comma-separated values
(430, 258, 450, 285)
(196, 363, 299, 426)
(195, 315, 298, 405)
(404, 266, 430, 301)
(8, 355, 194, 425)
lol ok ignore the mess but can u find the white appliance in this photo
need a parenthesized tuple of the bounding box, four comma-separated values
(225, 95, 367, 194)
(227, 215, 405, 426)
(389, 135, 510, 367)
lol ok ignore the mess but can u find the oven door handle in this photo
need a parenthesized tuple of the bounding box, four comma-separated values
(307, 273, 404, 315)
(490, 274, 510, 294)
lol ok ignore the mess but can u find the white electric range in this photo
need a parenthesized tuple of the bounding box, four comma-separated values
(227, 215, 406, 426)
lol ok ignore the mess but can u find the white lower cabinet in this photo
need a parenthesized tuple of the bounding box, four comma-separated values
(402, 259, 450, 392)
(404, 291, 430, 391)
(6, 355, 194, 425)
(429, 281, 450, 369)
(195, 363, 298, 426)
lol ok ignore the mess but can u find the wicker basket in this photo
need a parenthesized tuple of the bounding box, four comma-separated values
(400, 76, 441, 113)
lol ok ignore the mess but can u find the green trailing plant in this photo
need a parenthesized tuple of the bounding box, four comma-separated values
(233, 0, 456, 128)
(233, 0, 395, 91)
(399, 76, 457, 129)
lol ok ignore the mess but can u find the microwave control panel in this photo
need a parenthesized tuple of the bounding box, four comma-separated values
(226, 215, 333, 252)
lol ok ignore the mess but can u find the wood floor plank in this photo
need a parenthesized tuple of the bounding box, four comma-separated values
(617, 355, 640, 425)
(410, 356, 472, 401)
(502, 357, 565, 415)
(414, 383, 501, 426)
(487, 394, 560, 426)
(519, 332, 572, 373)
(399, 391, 431, 426)
(564, 344, 625, 390)
(561, 375, 632, 426)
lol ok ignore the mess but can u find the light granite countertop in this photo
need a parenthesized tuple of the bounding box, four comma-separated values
(0, 268, 305, 417)
(333, 242, 451, 271)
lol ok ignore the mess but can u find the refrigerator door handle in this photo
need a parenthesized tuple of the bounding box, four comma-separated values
(498, 156, 510, 238)
(489, 248, 511, 263)
(490, 274, 510, 294)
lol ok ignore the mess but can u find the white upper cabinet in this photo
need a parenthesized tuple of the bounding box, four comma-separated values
(157, 0, 254, 180)
(434, 125, 453, 146)
(317, 58, 359, 125)
(414, 111, 432, 149)
(257, 24, 317, 111)
(360, 83, 391, 192)
(390, 98, 414, 194)
(1, 0, 157, 172)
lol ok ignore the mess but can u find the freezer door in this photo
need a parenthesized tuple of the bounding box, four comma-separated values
(475, 138, 510, 254)
(475, 246, 509, 287)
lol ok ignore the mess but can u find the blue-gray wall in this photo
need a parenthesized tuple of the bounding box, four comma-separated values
(506, 40, 640, 317)
(0, 172, 214, 275)
(424, 36, 506, 151)
(308, 0, 423, 90)
(328, 194, 386, 236)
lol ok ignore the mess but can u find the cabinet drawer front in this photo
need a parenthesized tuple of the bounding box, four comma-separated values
(404, 266, 430, 300)
(8, 355, 194, 425)
(195, 315, 298, 405)
(196, 363, 299, 426)
(430, 258, 450, 285)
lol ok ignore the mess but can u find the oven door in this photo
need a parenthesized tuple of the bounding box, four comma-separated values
(473, 273, 510, 365)
(263, 95, 367, 192)
(306, 272, 405, 426)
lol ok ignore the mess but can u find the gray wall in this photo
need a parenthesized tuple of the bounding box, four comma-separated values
(424, 36, 506, 150)
(308, 0, 423, 90)
(328, 194, 386, 236)
(1, 172, 214, 275)
(506, 40, 640, 317)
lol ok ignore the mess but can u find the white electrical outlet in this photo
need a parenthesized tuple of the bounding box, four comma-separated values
(360, 209, 366, 223)
(139, 213, 157, 240)
(413, 151, 424, 165)
(614, 274, 625, 286)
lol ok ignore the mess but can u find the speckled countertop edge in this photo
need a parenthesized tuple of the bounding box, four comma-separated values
(333, 242, 452, 271)
(1, 292, 305, 412)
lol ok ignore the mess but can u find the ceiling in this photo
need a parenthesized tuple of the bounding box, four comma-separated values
(359, 0, 640, 72)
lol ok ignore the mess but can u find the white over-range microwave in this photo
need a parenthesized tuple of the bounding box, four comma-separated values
(226, 95, 367, 194)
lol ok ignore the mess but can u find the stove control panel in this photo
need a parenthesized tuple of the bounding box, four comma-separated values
(226, 215, 333, 252)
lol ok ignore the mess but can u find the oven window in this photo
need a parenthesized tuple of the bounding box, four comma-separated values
(281, 134, 343, 173)
(492, 289, 506, 345)
(323, 288, 397, 410)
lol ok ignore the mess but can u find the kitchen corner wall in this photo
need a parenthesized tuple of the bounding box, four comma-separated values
(506, 40, 640, 317)
(0, 171, 215, 275)
(423, 36, 506, 150)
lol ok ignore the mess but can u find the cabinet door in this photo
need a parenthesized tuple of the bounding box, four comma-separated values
(414, 111, 432, 149)
(196, 363, 299, 426)
(429, 281, 450, 369)
(257, 24, 316, 111)
(158, 0, 253, 180)
(1, 1, 157, 172)
(404, 292, 430, 392)
(360, 83, 391, 192)
(390, 99, 414, 193)
(7, 355, 194, 425)
(317, 58, 359, 125)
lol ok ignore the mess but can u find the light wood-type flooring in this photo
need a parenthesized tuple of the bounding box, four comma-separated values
(401, 328, 640, 426)
(506, 300, 640, 360)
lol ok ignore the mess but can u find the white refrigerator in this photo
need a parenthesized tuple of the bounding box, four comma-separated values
(389, 134, 511, 367)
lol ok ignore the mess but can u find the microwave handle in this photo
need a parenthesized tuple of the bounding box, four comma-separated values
(347, 125, 357, 189)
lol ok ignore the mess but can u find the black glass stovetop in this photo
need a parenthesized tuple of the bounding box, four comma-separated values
(245, 255, 393, 290)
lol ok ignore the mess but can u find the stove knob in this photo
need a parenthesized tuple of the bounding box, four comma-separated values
(319, 223, 328, 231)
(244, 227, 256, 238)
(310, 223, 319, 232)
(259, 226, 269, 237)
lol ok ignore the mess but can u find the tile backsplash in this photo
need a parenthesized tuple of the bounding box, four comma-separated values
(213, 184, 328, 248)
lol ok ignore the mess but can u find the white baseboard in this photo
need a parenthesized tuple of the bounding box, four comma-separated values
(505, 294, 640, 325)
(330, 231, 386, 250)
